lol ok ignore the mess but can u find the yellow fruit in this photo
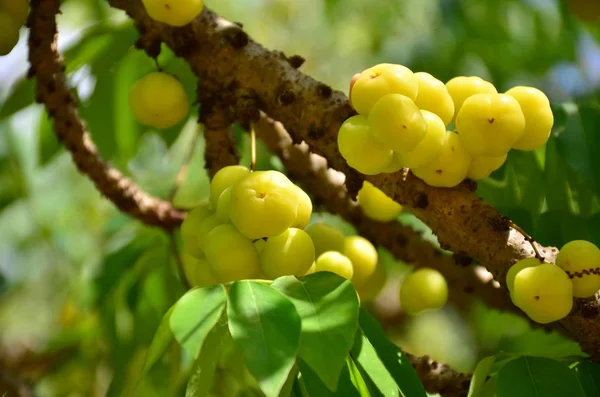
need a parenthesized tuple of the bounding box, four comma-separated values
(505, 86, 554, 151)
(313, 251, 354, 281)
(411, 131, 472, 188)
(337, 115, 394, 175)
(382, 152, 404, 174)
(414, 72, 455, 125)
(556, 240, 600, 298)
(344, 236, 378, 287)
(400, 268, 448, 315)
(129, 72, 190, 129)
(182, 253, 218, 287)
(368, 94, 428, 153)
(456, 93, 526, 157)
(141, 0, 205, 27)
(351, 63, 419, 115)
(512, 264, 573, 324)
(0, 13, 19, 56)
(357, 181, 402, 222)
(215, 186, 233, 223)
(446, 76, 498, 122)
(0, 0, 28, 26)
(291, 185, 312, 229)
(253, 239, 266, 254)
(304, 262, 317, 276)
(259, 228, 315, 279)
(180, 203, 213, 257)
(356, 263, 387, 302)
(396, 109, 446, 169)
(466, 154, 508, 180)
(305, 222, 346, 257)
(506, 258, 542, 293)
(210, 165, 251, 206)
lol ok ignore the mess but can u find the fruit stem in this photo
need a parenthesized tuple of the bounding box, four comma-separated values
(510, 221, 545, 261)
(250, 124, 257, 172)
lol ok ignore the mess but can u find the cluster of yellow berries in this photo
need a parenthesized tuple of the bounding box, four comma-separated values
(0, 0, 28, 56)
(338, 63, 554, 188)
(507, 240, 600, 324)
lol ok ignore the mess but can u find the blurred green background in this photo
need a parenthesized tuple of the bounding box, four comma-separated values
(0, 0, 599, 396)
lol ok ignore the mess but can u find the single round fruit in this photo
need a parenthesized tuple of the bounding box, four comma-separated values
(396, 109, 446, 169)
(555, 240, 600, 298)
(414, 72, 455, 125)
(305, 222, 346, 257)
(141, 0, 205, 27)
(204, 224, 261, 283)
(466, 154, 508, 180)
(182, 253, 218, 287)
(129, 72, 190, 129)
(456, 93, 526, 157)
(445, 76, 498, 122)
(411, 131, 472, 188)
(180, 203, 213, 257)
(291, 185, 312, 229)
(0, 0, 28, 26)
(356, 263, 387, 302)
(0, 13, 19, 56)
(511, 264, 573, 324)
(350, 63, 419, 115)
(400, 268, 448, 316)
(357, 181, 402, 222)
(506, 258, 543, 293)
(229, 170, 299, 239)
(368, 94, 428, 153)
(349, 73, 360, 100)
(344, 236, 378, 287)
(505, 86, 554, 151)
(210, 165, 251, 206)
(215, 186, 233, 223)
(313, 251, 354, 281)
(259, 228, 316, 279)
(337, 115, 394, 175)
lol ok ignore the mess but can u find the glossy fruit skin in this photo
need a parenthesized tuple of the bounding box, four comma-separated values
(445, 76, 498, 122)
(0, 13, 19, 56)
(142, 0, 205, 27)
(210, 165, 251, 206)
(129, 72, 190, 129)
(506, 258, 542, 293)
(356, 263, 387, 302)
(229, 170, 299, 239)
(512, 264, 573, 324)
(414, 72, 455, 126)
(411, 131, 472, 188)
(400, 268, 448, 316)
(313, 251, 354, 281)
(305, 222, 346, 257)
(396, 110, 446, 169)
(215, 186, 233, 223)
(368, 94, 428, 153)
(466, 154, 508, 180)
(180, 203, 213, 257)
(259, 228, 315, 279)
(357, 181, 402, 222)
(203, 224, 261, 283)
(182, 253, 218, 287)
(337, 115, 394, 175)
(382, 152, 404, 174)
(505, 86, 554, 151)
(291, 185, 312, 229)
(344, 236, 379, 287)
(556, 240, 600, 298)
(0, 0, 28, 26)
(351, 63, 419, 115)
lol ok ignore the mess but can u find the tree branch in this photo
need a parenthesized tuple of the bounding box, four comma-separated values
(407, 353, 471, 397)
(200, 100, 240, 178)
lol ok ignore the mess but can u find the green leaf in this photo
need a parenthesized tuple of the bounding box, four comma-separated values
(358, 309, 427, 397)
(572, 361, 600, 397)
(351, 331, 399, 397)
(298, 358, 360, 397)
(169, 285, 227, 359)
(138, 306, 175, 381)
(467, 356, 496, 397)
(227, 281, 301, 397)
(346, 356, 373, 397)
(478, 375, 498, 397)
(544, 137, 571, 212)
(0, 78, 35, 120)
(496, 356, 586, 397)
(271, 273, 360, 391)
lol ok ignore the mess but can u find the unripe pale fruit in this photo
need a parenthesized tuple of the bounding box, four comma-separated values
(556, 240, 600, 298)
(456, 93, 526, 157)
(305, 222, 346, 257)
(505, 86, 554, 151)
(356, 263, 387, 302)
(466, 154, 508, 180)
(368, 94, 428, 153)
(337, 115, 394, 175)
(259, 228, 316, 279)
(400, 268, 448, 316)
(204, 224, 261, 283)
(0, 0, 28, 26)
(512, 264, 573, 324)
(229, 170, 299, 239)
(182, 253, 218, 287)
(142, 0, 205, 27)
(357, 181, 402, 222)
(382, 152, 404, 174)
(0, 13, 19, 56)
(129, 72, 190, 129)
(185, 213, 225, 257)
(506, 258, 542, 293)
(253, 239, 266, 254)
(180, 203, 213, 257)
(215, 186, 233, 223)
(411, 131, 472, 188)
(344, 236, 378, 287)
(313, 251, 354, 281)
(291, 185, 312, 229)
(446, 76, 498, 122)
(351, 63, 419, 115)
(210, 165, 251, 206)
(396, 109, 446, 169)
(414, 72, 454, 125)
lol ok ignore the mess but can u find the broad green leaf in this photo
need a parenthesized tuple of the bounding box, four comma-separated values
(572, 361, 600, 397)
(358, 309, 427, 397)
(544, 137, 571, 212)
(227, 281, 301, 397)
(351, 331, 399, 397)
(169, 285, 227, 359)
(271, 273, 360, 391)
(497, 327, 586, 361)
(139, 306, 174, 379)
(496, 356, 586, 397)
(478, 375, 498, 397)
(534, 210, 590, 248)
(0, 78, 35, 120)
(467, 356, 496, 397)
(298, 358, 360, 397)
(346, 356, 372, 397)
